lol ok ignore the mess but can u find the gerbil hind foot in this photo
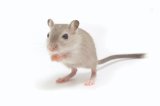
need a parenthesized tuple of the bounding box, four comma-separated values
(84, 79, 95, 86)
(56, 68, 77, 83)
(84, 69, 96, 86)
(56, 77, 70, 83)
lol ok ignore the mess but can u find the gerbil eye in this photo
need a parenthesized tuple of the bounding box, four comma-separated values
(47, 33, 49, 38)
(62, 34, 68, 39)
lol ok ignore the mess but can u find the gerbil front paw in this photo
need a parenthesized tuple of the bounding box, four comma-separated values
(56, 77, 70, 83)
(51, 54, 63, 62)
(84, 80, 95, 86)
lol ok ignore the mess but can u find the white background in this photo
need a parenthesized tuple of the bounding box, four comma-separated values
(0, 0, 160, 106)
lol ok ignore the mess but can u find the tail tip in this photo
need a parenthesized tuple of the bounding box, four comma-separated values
(136, 53, 146, 58)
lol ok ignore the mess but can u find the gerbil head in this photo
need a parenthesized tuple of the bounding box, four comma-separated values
(47, 19, 80, 54)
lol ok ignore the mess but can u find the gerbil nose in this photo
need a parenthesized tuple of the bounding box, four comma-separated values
(49, 44, 58, 51)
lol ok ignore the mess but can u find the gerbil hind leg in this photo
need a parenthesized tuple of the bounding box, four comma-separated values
(56, 68, 77, 83)
(84, 69, 96, 86)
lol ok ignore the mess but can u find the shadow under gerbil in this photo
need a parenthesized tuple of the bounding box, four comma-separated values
(36, 59, 140, 90)
(36, 72, 90, 90)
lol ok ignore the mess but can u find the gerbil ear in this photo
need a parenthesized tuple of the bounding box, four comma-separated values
(47, 19, 54, 29)
(69, 20, 79, 33)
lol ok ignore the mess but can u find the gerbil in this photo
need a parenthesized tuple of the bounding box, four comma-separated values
(46, 19, 145, 86)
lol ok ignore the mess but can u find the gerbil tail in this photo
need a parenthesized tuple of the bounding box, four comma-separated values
(97, 53, 145, 65)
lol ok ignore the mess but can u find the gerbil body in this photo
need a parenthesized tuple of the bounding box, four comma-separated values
(46, 19, 145, 86)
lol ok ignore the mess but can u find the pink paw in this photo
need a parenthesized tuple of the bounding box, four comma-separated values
(56, 78, 69, 83)
(84, 80, 95, 86)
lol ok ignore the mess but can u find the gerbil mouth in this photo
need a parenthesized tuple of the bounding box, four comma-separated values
(48, 50, 59, 55)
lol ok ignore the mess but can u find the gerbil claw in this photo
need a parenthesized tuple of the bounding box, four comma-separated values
(84, 80, 95, 86)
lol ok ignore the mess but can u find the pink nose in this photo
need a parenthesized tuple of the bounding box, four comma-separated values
(49, 48, 56, 51)
(49, 45, 58, 51)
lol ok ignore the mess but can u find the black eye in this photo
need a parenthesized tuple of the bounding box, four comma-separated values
(47, 33, 49, 38)
(62, 34, 68, 39)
